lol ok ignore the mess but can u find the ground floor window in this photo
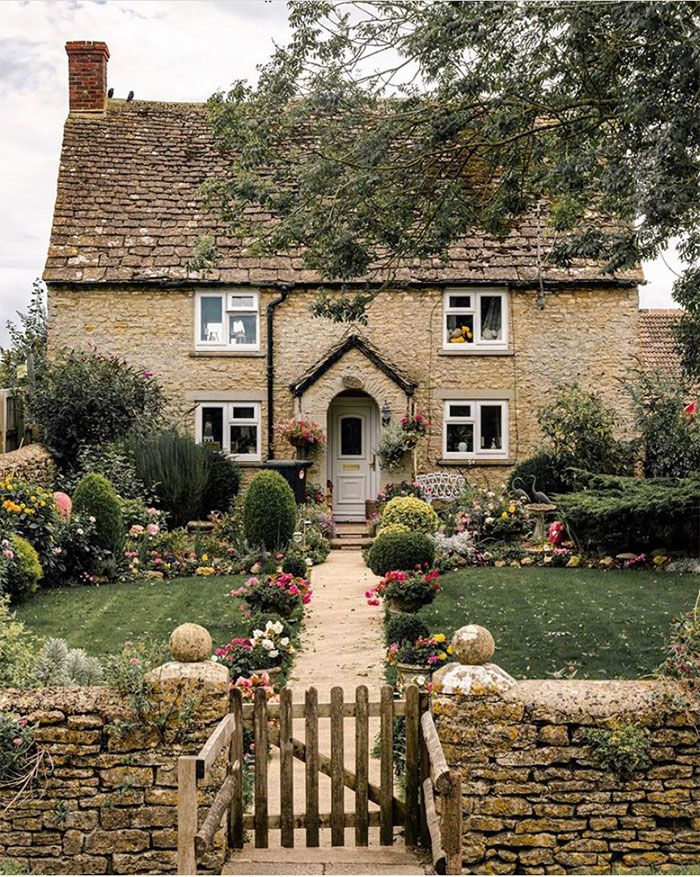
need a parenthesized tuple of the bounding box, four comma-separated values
(196, 402, 261, 461)
(443, 400, 508, 459)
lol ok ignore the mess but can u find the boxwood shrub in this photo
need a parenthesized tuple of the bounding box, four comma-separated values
(384, 612, 430, 646)
(380, 496, 439, 534)
(72, 473, 124, 560)
(556, 473, 700, 552)
(243, 471, 296, 550)
(4, 535, 42, 602)
(366, 529, 435, 575)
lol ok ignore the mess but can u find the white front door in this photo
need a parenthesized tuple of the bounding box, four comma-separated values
(331, 400, 376, 521)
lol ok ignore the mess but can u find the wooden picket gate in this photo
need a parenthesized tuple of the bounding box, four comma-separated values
(177, 684, 462, 874)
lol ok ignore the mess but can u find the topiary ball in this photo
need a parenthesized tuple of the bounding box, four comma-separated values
(72, 472, 124, 558)
(384, 612, 430, 646)
(5, 534, 43, 602)
(243, 470, 297, 551)
(366, 529, 435, 576)
(380, 496, 439, 534)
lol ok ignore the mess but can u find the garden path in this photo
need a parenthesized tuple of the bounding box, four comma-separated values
(225, 551, 427, 873)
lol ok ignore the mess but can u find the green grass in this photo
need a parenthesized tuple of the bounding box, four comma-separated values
(417, 567, 698, 679)
(16, 575, 247, 656)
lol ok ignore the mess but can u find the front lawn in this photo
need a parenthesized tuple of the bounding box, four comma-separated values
(418, 567, 698, 679)
(16, 575, 247, 656)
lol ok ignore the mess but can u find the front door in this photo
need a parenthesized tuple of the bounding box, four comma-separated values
(330, 400, 376, 521)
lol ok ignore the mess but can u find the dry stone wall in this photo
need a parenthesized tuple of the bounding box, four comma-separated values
(433, 676, 700, 874)
(0, 662, 229, 874)
(0, 445, 56, 488)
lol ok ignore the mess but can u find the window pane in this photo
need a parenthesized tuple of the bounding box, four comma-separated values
(480, 296, 503, 341)
(229, 314, 257, 346)
(446, 313, 474, 344)
(230, 424, 258, 456)
(480, 405, 503, 450)
(231, 406, 256, 420)
(448, 403, 472, 419)
(201, 407, 223, 447)
(229, 294, 256, 309)
(340, 417, 362, 456)
(200, 296, 223, 342)
(446, 423, 474, 454)
(448, 295, 472, 309)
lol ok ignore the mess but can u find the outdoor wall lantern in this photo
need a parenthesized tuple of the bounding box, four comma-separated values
(381, 400, 392, 427)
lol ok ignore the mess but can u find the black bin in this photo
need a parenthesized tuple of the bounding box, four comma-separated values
(261, 460, 312, 504)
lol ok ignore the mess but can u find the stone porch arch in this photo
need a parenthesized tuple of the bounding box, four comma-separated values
(289, 335, 417, 489)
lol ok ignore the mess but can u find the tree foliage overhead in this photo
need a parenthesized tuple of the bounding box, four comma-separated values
(206, 1, 700, 368)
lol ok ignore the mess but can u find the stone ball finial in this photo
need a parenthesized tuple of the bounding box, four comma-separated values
(169, 623, 212, 663)
(451, 624, 495, 665)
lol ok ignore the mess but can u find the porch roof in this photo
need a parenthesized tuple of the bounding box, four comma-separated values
(290, 334, 417, 398)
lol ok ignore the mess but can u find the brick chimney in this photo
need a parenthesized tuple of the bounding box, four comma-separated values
(65, 41, 109, 112)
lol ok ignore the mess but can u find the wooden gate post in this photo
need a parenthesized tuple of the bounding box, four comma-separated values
(228, 687, 244, 849)
(404, 684, 421, 847)
(254, 686, 269, 848)
(379, 684, 395, 846)
(444, 769, 463, 875)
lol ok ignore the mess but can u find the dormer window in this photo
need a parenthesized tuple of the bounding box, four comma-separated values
(195, 291, 260, 351)
(443, 289, 507, 350)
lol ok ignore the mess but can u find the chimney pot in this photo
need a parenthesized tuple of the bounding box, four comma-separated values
(65, 41, 109, 112)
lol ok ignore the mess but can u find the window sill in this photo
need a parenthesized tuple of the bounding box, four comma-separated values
(439, 348, 513, 357)
(438, 458, 514, 467)
(190, 350, 265, 358)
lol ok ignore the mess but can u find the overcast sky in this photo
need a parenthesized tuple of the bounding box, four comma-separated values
(0, 0, 679, 348)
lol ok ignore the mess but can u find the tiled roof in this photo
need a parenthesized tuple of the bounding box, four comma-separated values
(638, 309, 682, 371)
(44, 100, 644, 287)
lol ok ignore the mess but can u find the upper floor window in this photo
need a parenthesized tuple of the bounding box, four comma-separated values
(195, 291, 260, 351)
(443, 400, 508, 459)
(443, 289, 507, 350)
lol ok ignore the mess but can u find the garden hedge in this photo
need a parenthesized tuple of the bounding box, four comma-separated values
(243, 470, 297, 550)
(202, 446, 241, 514)
(72, 473, 124, 560)
(366, 529, 435, 575)
(556, 473, 700, 552)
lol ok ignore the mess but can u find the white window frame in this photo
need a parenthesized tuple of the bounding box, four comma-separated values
(442, 288, 508, 350)
(195, 401, 261, 461)
(443, 400, 508, 460)
(194, 290, 260, 352)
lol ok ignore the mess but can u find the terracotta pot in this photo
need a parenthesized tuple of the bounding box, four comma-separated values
(395, 662, 433, 688)
(386, 597, 424, 615)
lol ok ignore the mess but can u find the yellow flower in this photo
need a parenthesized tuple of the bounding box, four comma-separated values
(447, 644, 454, 654)
(434, 633, 446, 642)
(201, 553, 209, 562)
(40, 501, 46, 507)
(30, 496, 36, 502)
(508, 504, 516, 514)
(501, 511, 508, 520)
(438, 652, 447, 661)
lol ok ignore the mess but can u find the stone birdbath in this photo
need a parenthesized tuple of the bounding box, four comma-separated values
(525, 502, 557, 543)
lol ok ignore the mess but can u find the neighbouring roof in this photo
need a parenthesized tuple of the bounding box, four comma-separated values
(638, 309, 682, 371)
(44, 100, 644, 288)
(291, 334, 417, 397)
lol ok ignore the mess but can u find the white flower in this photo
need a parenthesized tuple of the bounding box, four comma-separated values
(252, 629, 264, 640)
(76, 528, 84, 535)
(262, 638, 275, 651)
(269, 649, 279, 658)
(89, 516, 96, 523)
(280, 637, 289, 647)
(485, 516, 494, 525)
(269, 620, 284, 635)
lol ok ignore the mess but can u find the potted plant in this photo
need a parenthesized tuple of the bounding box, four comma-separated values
(249, 619, 295, 681)
(386, 633, 451, 687)
(365, 569, 442, 614)
(231, 571, 313, 619)
(400, 412, 429, 448)
(274, 418, 326, 460)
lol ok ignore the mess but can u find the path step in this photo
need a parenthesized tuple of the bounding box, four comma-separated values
(224, 842, 427, 874)
(330, 537, 373, 550)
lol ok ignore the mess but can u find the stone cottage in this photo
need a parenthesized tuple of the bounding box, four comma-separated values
(44, 41, 642, 520)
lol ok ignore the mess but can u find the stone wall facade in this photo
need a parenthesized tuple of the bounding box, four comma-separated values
(433, 676, 700, 874)
(0, 663, 229, 874)
(0, 445, 56, 488)
(47, 283, 639, 488)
